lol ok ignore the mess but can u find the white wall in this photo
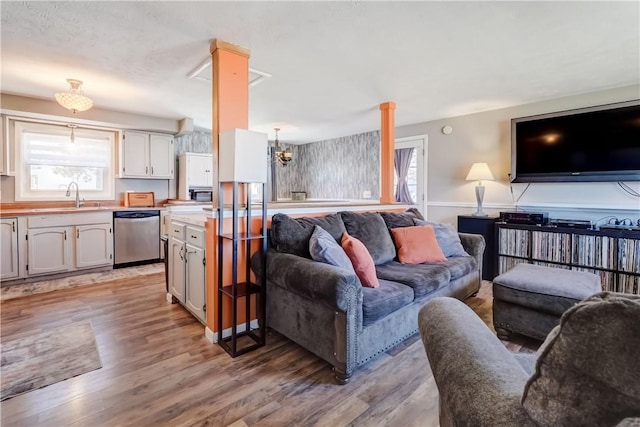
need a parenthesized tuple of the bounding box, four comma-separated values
(0, 93, 183, 204)
(396, 85, 640, 226)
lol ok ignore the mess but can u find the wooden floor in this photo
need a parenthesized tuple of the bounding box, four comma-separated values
(1, 273, 536, 426)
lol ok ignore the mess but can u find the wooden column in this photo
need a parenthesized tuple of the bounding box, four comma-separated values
(380, 101, 396, 204)
(206, 39, 250, 335)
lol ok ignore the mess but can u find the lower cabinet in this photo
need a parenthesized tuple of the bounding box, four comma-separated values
(168, 220, 206, 323)
(25, 213, 113, 277)
(27, 226, 73, 275)
(76, 224, 113, 269)
(0, 218, 19, 280)
(169, 236, 186, 303)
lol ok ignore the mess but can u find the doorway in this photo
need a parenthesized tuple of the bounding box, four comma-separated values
(394, 135, 427, 216)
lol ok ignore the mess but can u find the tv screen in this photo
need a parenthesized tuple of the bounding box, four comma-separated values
(511, 100, 640, 182)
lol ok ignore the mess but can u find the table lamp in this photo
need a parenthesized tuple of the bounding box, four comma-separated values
(466, 162, 494, 216)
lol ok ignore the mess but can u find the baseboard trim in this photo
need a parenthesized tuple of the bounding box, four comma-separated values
(204, 320, 260, 343)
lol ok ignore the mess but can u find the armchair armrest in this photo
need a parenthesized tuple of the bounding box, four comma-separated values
(418, 297, 535, 426)
(259, 250, 363, 313)
(459, 232, 485, 277)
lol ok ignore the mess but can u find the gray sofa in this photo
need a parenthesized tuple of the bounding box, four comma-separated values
(256, 209, 485, 383)
(418, 294, 640, 426)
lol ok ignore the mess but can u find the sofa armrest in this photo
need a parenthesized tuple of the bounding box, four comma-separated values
(418, 297, 535, 426)
(261, 250, 362, 313)
(459, 232, 485, 277)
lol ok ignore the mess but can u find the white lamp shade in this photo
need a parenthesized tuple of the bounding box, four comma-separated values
(466, 162, 494, 181)
(219, 128, 268, 183)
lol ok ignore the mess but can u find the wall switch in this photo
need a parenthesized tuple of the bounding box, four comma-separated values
(362, 190, 372, 199)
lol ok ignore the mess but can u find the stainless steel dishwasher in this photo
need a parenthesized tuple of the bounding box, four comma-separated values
(113, 210, 160, 267)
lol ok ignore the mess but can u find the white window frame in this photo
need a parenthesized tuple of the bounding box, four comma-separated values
(395, 135, 428, 216)
(13, 119, 117, 201)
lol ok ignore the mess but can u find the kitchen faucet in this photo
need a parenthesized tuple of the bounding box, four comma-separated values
(65, 181, 84, 208)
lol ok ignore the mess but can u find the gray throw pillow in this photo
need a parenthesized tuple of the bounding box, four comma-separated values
(309, 226, 354, 273)
(414, 219, 469, 258)
(522, 292, 640, 426)
(339, 211, 396, 265)
(270, 213, 346, 258)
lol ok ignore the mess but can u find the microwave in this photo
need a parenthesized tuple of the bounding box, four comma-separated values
(189, 188, 213, 202)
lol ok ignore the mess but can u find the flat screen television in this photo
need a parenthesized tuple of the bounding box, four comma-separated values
(510, 100, 640, 183)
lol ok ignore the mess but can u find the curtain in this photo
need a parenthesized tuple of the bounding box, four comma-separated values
(395, 147, 415, 203)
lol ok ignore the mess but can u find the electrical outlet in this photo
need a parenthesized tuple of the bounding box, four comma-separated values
(362, 190, 372, 199)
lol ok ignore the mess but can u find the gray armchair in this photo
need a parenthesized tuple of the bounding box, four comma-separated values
(418, 293, 640, 427)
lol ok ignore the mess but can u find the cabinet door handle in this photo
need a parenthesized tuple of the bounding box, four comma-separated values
(146, 166, 149, 174)
(64, 230, 67, 240)
(179, 246, 184, 260)
(151, 166, 154, 175)
(77, 229, 80, 239)
(191, 235, 197, 239)
(12, 221, 15, 232)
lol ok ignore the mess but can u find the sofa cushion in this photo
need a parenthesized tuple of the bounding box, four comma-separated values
(379, 210, 422, 229)
(362, 279, 415, 326)
(415, 219, 469, 258)
(339, 211, 396, 265)
(522, 292, 640, 426)
(309, 225, 354, 273)
(376, 261, 450, 298)
(270, 213, 346, 258)
(441, 256, 478, 281)
(390, 225, 447, 264)
(342, 233, 379, 288)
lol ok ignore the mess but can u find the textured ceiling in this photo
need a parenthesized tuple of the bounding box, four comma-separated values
(1, 1, 639, 143)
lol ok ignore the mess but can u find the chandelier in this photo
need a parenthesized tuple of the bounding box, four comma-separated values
(273, 128, 292, 166)
(55, 79, 94, 114)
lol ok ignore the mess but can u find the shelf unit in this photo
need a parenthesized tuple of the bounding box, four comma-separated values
(217, 181, 267, 357)
(496, 223, 640, 295)
(457, 215, 498, 280)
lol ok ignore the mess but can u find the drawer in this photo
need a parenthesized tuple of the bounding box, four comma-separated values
(186, 226, 205, 248)
(170, 222, 186, 239)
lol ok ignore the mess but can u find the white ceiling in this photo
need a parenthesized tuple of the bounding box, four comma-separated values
(1, 1, 639, 144)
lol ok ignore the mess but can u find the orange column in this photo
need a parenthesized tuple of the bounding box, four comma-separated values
(380, 101, 396, 204)
(206, 39, 250, 335)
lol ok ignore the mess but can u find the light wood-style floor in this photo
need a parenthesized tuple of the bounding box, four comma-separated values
(1, 272, 536, 426)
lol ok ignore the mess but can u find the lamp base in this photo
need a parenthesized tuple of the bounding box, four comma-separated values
(473, 184, 486, 217)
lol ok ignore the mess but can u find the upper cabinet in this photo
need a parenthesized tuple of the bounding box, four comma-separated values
(120, 131, 174, 179)
(178, 153, 213, 199)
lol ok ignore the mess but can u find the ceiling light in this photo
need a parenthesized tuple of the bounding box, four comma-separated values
(55, 79, 94, 113)
(273, 128, 292, 166)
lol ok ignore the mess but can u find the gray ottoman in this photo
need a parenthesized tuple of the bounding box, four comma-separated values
(493, 263, 601, 341)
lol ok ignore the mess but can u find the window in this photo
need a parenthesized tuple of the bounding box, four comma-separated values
(14, 120, 116, 201)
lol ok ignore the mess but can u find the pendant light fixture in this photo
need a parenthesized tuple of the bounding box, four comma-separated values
(273, 128, 292, 166)
(55, 79, 94, 114)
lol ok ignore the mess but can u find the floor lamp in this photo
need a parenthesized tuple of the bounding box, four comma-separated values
(466, 162, 494, 216)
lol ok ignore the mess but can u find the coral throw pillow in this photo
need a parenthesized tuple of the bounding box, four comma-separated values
(341, 233, 380, 288)
(391, 225, 447, 264)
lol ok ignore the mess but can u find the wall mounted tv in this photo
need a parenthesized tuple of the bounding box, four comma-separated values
(510, 100, 640, 183)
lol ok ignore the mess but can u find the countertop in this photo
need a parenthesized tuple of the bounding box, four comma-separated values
(1, 201, 415, 218)
(0, 205, 164, 217)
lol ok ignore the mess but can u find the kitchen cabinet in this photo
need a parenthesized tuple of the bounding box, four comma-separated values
(1, 218, 19, 280)
(121, 131, 174, 179)
(178, 153, 213, 200)
(76, 224, 113, 269)
(27, 226, 73, 275)
(168, 220, 206, 323)
(25, 212, 113, 277)
(0, 115, 6, 176)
